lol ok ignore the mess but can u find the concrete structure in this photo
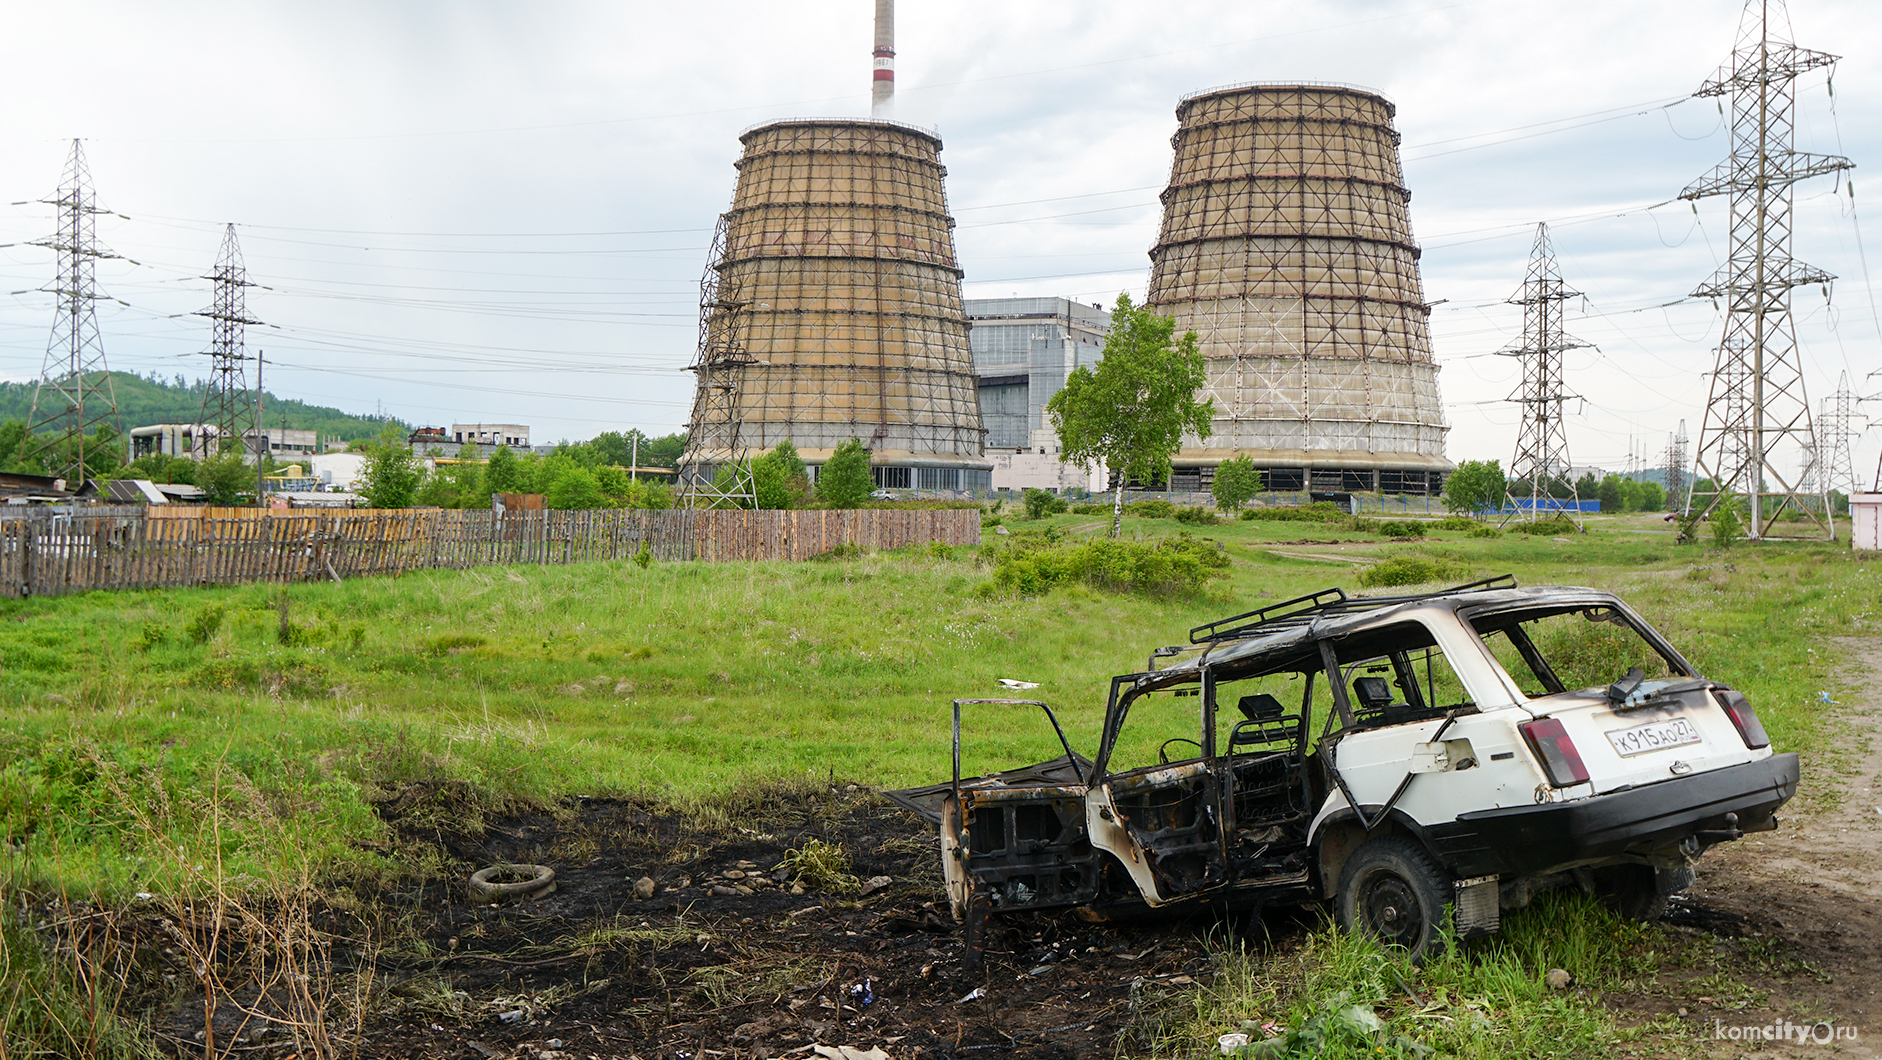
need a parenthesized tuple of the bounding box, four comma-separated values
(453, 423, 529, 449)
(1852, 493, 1882, 550)
(1147, 82, 1450, 495)
(310, 452, 367, 492)
(968, 298, 1109, 451)
(248, 427, 317, 458)
(681, 118, 991, 494)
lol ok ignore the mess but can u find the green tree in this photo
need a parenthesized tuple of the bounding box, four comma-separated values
(1574, 471, 1599, 500)
(197, 451, 254, 506)
(1637, 481, 1665, 512)
(1597, 475, 1625, 513)
(767, 440, 811, 508)
(357, 424, 422, 509)
(546, 465, 607, 509)
(484, 445, 528, 495)
(1046, 293, 1214, 537)
(1211, 455, 1261, 511)
(1442, 459, 1505, 518)
(816, 438, 873, 509)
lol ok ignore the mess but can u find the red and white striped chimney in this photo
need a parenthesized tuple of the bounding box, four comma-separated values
(871, 0, 894, 119)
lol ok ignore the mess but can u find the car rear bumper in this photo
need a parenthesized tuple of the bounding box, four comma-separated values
(1424, 753, 1800, 879)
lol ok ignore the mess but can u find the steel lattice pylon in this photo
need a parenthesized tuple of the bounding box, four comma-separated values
(21, 140, 122, 486)
(1500, 223, 1587, 524)
(1681, 0, 1851, 539)
(678, 213, 757, 509)
(1665, 420, 1690, 509)
(1816, 370, 1858, 495)
(196, 224, 262, 458)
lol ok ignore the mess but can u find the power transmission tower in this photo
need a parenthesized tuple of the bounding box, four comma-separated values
(1665, 419, 1689, 508)
(1816, 369, 1857, 495)
(678, 214, 757, 509)
(195, 224, 262, 459)
(1500, 223, 1587, 524)
(20, 140, 122, 486)
(1681, 0, 1851, 539)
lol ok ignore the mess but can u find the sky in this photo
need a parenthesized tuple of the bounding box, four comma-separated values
(0, 0, 1877, 480)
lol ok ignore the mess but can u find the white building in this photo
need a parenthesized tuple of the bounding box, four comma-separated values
(129, 423, 218, 460)
(453, 423, 529, 448)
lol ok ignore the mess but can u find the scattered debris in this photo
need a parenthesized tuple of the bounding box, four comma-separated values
(1545, 968, 1573, 990)
(997, 678, 1040, 689)
(632, 875, 656, 900)
(859, 875, 893, 897)
(469, 863, 557, 902)
(958, 986, 986, 1004)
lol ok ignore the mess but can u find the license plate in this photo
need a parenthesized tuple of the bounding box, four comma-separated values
(1604, 717, 1702, 757)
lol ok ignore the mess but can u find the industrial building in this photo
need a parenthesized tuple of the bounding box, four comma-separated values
(968, 297, 1111, 492)
(1146, 82, 1451, 495)
(679, 118, 991, 494)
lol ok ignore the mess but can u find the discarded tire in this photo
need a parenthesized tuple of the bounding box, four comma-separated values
(469, 863, 557, 901)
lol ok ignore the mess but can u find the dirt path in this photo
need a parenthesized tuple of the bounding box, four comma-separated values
(1638, 641, 1882, 1057)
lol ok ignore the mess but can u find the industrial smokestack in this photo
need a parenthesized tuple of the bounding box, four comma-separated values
(871, 0, 894, 119)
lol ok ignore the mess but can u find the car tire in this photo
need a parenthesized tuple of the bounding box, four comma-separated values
(1591, 863, 1681, 921)
(1336, 835, 1452, 962)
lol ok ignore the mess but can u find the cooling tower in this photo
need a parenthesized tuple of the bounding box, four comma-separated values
(680, 119, 990, 493)
(1147, 83, 1450, 495)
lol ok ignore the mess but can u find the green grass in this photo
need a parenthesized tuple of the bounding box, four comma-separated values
(0, 510, 1866, 896)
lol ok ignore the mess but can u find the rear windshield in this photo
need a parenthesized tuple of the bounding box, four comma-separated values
(1469, 604, 1688, 698)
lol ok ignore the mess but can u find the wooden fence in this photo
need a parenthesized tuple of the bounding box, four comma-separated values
(0, 506, 979, 598)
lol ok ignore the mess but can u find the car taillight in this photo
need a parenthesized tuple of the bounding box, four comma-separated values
(1715, 689, 1770, 749)
(1520, 717, 1590, 787)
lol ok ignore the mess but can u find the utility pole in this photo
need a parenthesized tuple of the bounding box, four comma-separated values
(21, 140, 123, 487)
(1681, 0, 1851, 539)
(196, 224, 261, 461)
(1500, 223, 1588, 525)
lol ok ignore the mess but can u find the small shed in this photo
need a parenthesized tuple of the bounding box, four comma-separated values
(1850, 493, 1882, 550)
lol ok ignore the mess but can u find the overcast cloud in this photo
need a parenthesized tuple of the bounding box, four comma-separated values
(0, 0, 1876, 478)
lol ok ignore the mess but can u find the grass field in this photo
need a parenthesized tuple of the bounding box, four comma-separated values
(0, 506, 1871, 1056)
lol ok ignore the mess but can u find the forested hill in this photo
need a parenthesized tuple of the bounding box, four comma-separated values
(0, 372, 404, 444)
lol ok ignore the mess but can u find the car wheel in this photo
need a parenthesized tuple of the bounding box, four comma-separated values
(1591, 863, 1676, 921)
(1336, 835, 1452, 962)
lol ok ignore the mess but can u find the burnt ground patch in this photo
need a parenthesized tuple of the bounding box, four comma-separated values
(136, 783, 1219, 1060)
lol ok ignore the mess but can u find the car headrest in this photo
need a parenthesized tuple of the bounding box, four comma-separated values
(1353, 676, 1393, 709)
(1236, 693, 1286, 721)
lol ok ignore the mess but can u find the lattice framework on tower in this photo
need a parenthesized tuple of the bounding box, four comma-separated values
(1681, 0, 1851, 539)
(680, 214, 758, 509)
(1145, 83, 1449, 494)
(678, 120, 988, 490)
(1665, 420, 1690, 508)
(21, 140, 121, 485)
(1499, 223, 1587, 524)
(196, 224, 261, 459)
(1817, 370, 1857, 496)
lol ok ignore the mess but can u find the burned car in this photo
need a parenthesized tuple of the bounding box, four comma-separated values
(887, 576, 1799, 960)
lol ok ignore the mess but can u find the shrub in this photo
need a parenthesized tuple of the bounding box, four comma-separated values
(1173, 505, 1219, 525)
(1436, 516, 1477, 532)
(1070, 503, 1112, 515)
(185, 605, 227, 645)
(1126, 499, 1176, 519)
(1468, 525, 1503, 539)
(1358, 555, 1469, 589)
(1022, 488, 1068, 519)
(1512, 515, 1581, 536)
(1373, 520, 1426, 539)
(985, 532, 1229, 598)
(1237, 502, 1347, 523)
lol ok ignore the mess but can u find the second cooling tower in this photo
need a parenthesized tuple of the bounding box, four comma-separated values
(1147, 83, 1450, 494)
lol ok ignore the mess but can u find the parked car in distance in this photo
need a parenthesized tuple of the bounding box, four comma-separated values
(887, 576, 1799, 961)
(870, 489, 898, 500)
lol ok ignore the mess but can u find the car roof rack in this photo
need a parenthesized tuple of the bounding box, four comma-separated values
(1189, 573, 1519, 644)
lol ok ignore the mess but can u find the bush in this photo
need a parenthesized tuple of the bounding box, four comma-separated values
(1237, 502, 1347, 523)
(1070, 503, 1113, 515)
(1173, 505, 1219, 525)
(1511, 515, 1581, 536)
(1436, 516, 1477, 532)
(1022, 488, 1068, 519)
(1468, 525, 1503, 539)
(985, 532, 1229, 598)
(1373, 519, 1426, 539)
(1125, 499, 1176, 519)
(1358, 555, 1469, 589)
